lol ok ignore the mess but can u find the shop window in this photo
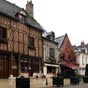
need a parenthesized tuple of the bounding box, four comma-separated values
(11, 55, 18, 70)
(21, 58, 28, 72)
(47, 67, 55, 73)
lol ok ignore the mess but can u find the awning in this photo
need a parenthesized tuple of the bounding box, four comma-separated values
(59, 60, 79, 69)
(44, 63, 59, 67)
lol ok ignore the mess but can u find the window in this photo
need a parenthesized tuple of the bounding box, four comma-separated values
(0, 26, 7, 43)
(0, 27, 7, 39)
(86, 57, 87, 64)
(19, 14, 26, 23)
(81, 49, 86, 53)
(82, 57, 84, 65)
(28, 36, 35, 49)
(50, 48, 55, 58)
(21, 57, 28, 72)
(11, 55, 18, 70)
(32, 60, 39, 73)
(60, 53, 65, 59)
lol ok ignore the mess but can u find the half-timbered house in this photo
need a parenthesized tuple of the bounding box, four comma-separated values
(0, 0, 44, 78)
(42, 31, 60, 77)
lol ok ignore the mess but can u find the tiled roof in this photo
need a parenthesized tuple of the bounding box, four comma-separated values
(59, 60, 79, 69)
(0, 0, 44, 31)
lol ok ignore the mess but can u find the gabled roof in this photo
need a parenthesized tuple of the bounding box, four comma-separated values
(55, 34, 66, 48)
(0, 0, 44, 31)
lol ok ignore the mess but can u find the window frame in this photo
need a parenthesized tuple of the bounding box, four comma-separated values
(82, 56, 84, 65)
(50, 48, 55, 58)
(28, 36, 35, 49)
(21, 57, 28, 72)
(19, 14, 26, 23)
(0, 26, 7, 43)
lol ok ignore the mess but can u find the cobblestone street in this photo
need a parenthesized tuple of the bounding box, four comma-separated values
(63, 83, 88, 88)
(38, 83, 88, 88)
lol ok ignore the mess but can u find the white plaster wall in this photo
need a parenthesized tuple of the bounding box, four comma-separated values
(76, 53, 88, 75)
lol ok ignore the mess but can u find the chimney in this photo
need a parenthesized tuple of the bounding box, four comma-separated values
(26, 0, 33, 17)
(81, 40, 85, 47)
(51, 31, 55, 41)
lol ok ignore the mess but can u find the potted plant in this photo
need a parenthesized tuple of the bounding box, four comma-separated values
(83, 64, 88, 83)
(53, 73, 64, 87)
(70, 70, 80, 84)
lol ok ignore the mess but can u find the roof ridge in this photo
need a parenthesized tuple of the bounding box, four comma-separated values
(55, 35, 65, 39)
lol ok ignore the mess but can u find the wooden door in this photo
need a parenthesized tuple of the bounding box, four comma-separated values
(0, 54, 9, 78)
(32, 59, 39, 73)
(11, 55, 18, 77)
(28, 59, 32, 76)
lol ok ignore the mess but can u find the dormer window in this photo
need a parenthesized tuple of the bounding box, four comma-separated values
(16, 9, 26, 24)
(19, 14, 26, 23)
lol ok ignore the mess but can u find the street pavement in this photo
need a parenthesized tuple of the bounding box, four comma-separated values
(38, 83, 88, 88)
(62, 83, 88, 88)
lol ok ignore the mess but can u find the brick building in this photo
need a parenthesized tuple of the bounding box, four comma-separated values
(55, 33, 78, 77)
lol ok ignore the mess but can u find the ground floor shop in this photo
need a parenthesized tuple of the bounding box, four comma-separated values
(60, 64, 79, 78)
(0, 51, 40, 78)
(43, 63, 59, 77)
(78, 67, 85, 75)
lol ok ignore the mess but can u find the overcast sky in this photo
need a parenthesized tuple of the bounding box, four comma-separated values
(7, 0, 88, 46)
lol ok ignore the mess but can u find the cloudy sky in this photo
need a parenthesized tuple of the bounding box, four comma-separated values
(7, 0, 88, 45)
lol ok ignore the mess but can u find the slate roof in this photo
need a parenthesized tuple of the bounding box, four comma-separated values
(73, 44, 88, 54)
(0, 0, 44, 31)
(55, 35, 65, 48)
(78, 44, 88, 53)
(42, 31, 58, 44)
(85, 44, 88, 52)
(42, 31, 53, 37)
(73, 46, 81, 53)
